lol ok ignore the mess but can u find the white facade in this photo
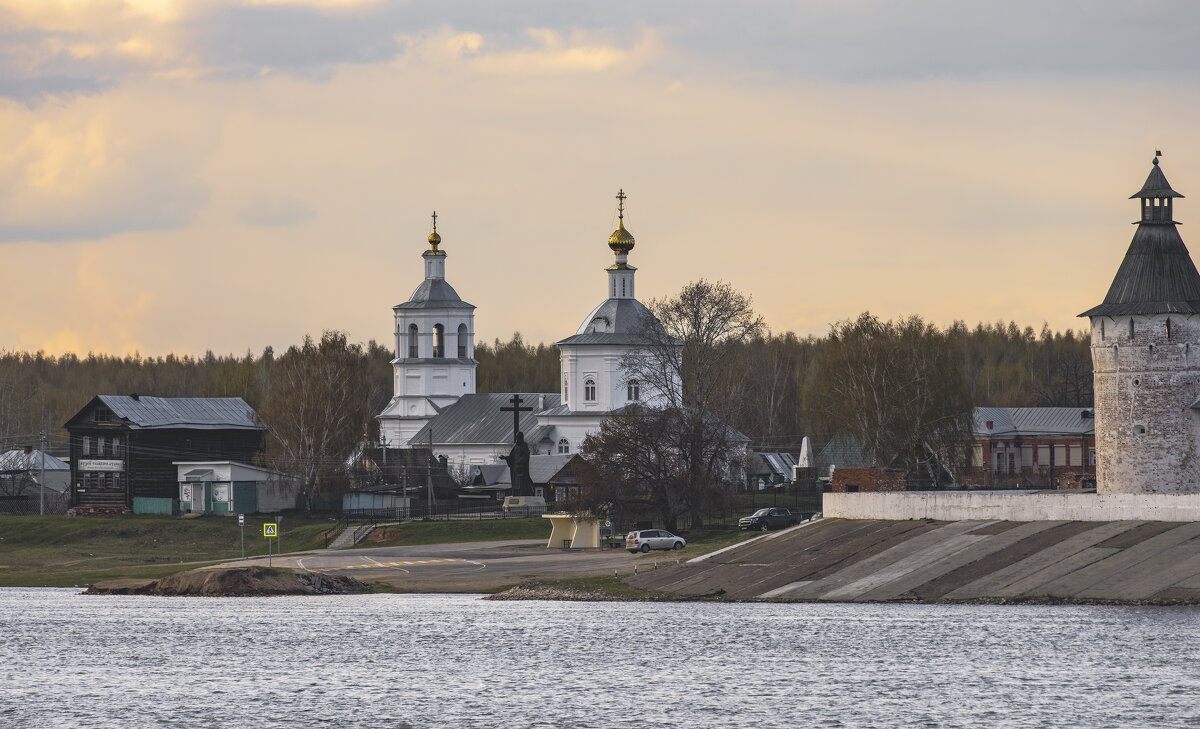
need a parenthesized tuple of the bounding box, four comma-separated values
(377, 219, 478, 446)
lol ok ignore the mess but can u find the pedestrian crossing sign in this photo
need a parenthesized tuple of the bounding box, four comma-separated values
(263, 523, 277, 537)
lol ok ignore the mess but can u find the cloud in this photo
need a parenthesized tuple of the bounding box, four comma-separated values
(0, 91, 211, 242)
(236, 196, 315, 227)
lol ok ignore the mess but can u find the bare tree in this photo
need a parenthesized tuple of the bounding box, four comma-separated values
(804, 313, 973, 483)
(258, 331, 379, 511)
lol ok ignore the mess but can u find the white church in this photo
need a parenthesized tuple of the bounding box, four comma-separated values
(376, 193, 681, 482)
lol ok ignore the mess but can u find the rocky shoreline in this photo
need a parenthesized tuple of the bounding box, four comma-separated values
(85, 566, 371, 596)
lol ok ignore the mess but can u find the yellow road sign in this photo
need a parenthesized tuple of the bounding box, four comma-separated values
(263, 523, 278, 537)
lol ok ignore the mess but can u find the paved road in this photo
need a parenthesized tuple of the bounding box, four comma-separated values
(214, 539, 675, 592)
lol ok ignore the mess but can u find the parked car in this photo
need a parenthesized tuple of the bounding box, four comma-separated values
(626, 529, 687, 553)
(738, 507, 801, 531)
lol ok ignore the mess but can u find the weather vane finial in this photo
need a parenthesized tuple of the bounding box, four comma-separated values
(616, 189, 626, 220)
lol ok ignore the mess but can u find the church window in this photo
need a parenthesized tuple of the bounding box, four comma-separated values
(408, 324, 419, 358)
(584, 378, 596, 401)
(612, 279, 617, 297)
(627, 380, 640, 401)
(1100, 320, 1105, 340)
(1129, 318, 1135, 339)
(1166, 318, 1172, 339)
(557, 438, 570, 454)
(621, 278, 626, 297)
(457, 323, 468, 358)
(433, 324, 445, 358)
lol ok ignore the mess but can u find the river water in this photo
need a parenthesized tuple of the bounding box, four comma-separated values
(1, 588, 1197, 729)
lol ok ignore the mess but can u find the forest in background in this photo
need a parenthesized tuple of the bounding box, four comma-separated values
(0, 319, 1091, 455)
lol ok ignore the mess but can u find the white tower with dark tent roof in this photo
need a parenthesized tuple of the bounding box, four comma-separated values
(377, 213, 477, 447)
(1081, 156, 1200, 495)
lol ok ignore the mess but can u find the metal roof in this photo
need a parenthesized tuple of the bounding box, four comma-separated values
(529, 454, 574, 484)
(394, 279, 474, 310)
(412, 393, 560, 446)
(1082, 161, 1200, 317)
(0, 449, 69, 471)
(973, 407, 1094, 437)
(557, 297, 679, 346)
(86, 395, 263, 430)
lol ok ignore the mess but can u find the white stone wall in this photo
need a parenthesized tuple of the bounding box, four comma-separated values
(824, 491, 1200, 522)
(1090, 313, 1200, 494)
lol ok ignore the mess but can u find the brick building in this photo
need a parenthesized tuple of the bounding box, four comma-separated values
(966, 407, 1096, 489)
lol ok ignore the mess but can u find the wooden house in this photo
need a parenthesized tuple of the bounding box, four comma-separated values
(64, 395, 266, 515)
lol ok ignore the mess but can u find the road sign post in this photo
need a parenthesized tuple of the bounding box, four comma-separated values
(264, 523, 278, 567)
(238, 514, 245, 559)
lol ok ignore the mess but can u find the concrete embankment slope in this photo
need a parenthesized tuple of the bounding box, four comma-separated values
(625, 519, 1200, 603)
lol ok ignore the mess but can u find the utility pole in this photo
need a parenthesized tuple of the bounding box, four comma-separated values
(426, 428, 436, 509)
(38, 431, 46, 516)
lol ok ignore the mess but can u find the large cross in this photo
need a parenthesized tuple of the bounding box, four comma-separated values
(500, 394, 533, 443)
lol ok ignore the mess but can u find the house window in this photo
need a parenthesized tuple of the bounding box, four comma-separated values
(1089, 448, 1096, 466)
(433, 324, 445, 358)
(1069, 446, 1082, 467)
(557, 438, 570, 454)
(584, 378, 596, 401)
(627, 380, 640, 401)
(408, 324, 419, 358)
(95, 407, 111, 424)
(457, 323, 468, 358)
(1037, 445, 1050, 465)
(82, 436, 91, 456)
(1054, 445, 1067, 465)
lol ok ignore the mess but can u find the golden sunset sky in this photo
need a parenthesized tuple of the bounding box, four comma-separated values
(2, 0, 1198, 355)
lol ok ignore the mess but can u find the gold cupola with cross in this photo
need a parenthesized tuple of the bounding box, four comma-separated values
(605, 189, 637, 298)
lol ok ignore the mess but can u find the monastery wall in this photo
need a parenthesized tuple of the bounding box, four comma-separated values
(824, 491, 1200, 522)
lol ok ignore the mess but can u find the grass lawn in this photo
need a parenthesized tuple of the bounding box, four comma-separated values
(358, 518, 552, 548)
(0, 514, 334, 587)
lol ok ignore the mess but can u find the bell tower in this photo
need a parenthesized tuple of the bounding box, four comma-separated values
(376, 213, 478, 447)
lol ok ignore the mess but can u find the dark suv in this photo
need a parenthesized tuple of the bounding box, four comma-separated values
(738, 507, 800, 531)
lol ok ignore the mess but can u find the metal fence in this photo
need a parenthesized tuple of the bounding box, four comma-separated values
(0, 492, 70, 515)
(339, 503, 545, 523)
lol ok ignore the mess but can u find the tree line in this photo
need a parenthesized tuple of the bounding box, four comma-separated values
(0, 314, 1091, 459)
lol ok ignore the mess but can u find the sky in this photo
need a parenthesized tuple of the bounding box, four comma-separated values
(2, 0, 1199, 356)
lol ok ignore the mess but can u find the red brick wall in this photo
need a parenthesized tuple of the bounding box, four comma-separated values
(831, 468, 907, 493)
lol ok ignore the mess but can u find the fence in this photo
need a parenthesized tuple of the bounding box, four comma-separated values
(338, 503, 545, 523)
(0, 492, 70, 515)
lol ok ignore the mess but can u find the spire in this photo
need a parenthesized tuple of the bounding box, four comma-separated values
(1080, 156, 1200, 317)
(427, 210, 442, 251)
(605, 189, 637, 299)
(608, 188, 636, 260)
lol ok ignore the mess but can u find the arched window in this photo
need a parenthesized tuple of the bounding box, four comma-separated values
(627, 380, 640, 401)
(1166, 318, 1173, 340)
(584, 378, 596, 402)
(433, 324, 445, 358)
(1129, 318, 1135, 339)
(557, 438, 570, 454)
(457, 323, 468, 358)
(407, 324, 419, 358)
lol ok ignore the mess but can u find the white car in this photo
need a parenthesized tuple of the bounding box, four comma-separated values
(626, 529, 687, 553)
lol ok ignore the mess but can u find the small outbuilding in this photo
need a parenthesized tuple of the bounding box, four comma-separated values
(174, 461, 298, 515)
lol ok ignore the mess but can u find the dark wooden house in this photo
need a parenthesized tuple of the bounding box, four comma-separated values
(64, 395, 266, 515)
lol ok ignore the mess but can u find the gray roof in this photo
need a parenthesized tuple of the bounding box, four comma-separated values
(1082, 161, 1200, 317)
(529, 454, 574, 484)
(557, 297, 677, 346)
(1130, 159, 1184, 199)
(751, 452, 797, 478)
(83, 395, 263, 430)
(412, 393, 560, 446)
(469, 464, 509, 486)
(815, 436, 871, 472)
(0, 449, 69, 472)
(395, 279, 474, 310)
(973, 407, 1094, 437)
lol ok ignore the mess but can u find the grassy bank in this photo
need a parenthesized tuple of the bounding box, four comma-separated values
(0, 514, 332, 587)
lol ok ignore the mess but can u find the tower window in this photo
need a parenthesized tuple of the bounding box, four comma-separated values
(584, 378, 596, 402)
(627, 380, 640, 401)
(1166, 318, 1172, 339)
(1129, 318, 1135, 339)
(1100, 319, 1105, 340)
(408, 324, 419, 358)
(557, 438, 570, 454)
(433, 324, 445, 358)
(457, 323, 468, 358)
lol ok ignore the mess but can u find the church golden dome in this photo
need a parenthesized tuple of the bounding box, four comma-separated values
(427, 211, 442, 251)
(608, 189, 635, 255)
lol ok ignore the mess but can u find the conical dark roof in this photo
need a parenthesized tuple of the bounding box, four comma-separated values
(1081, 160, 1200, 317)
(1129, 159, 1184, 199)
